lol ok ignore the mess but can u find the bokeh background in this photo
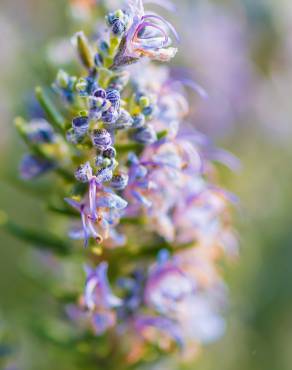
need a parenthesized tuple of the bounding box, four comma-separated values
(1, 0, 292, 369)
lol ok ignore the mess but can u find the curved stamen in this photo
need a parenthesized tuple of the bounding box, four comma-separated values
(177, 78, 208, 99)
(87, 218, 103, 244)
(64, 197, 82, 211)
(134, 21, 169, 48)
(81, 207, 89, 247)
(140, 160, 179, 170)
(141, 14, 179, 42)
(89, 178, 98, 221)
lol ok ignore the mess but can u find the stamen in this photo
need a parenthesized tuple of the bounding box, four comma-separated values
(141, 14, 179, 42)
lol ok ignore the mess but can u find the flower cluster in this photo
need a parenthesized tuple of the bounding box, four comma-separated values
(16, 0, 238, 365)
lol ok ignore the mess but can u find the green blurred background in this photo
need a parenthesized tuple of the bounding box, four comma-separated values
(0, 0, 292, 369)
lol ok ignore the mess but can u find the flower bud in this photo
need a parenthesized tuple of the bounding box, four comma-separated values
(106, 89, 120, 110)
(95, 155, 106, 167)
(139, 96, 150, 109)
(102, 107, 119, 124)
(76, 78, 88, 92)
(114, 109, 133, 129)
(56, 70, 70, 89)
(143, 105, 154, 116)
(103, 146, 116, 159)
(66, 128, 82, 144)
(132, 114, 145, 129)
(96, 167, 113, 183)
(27, 119, 55, 143)
(93, 88, 107, 99)
(132, 126, 157, 144)
(91, 129, 112, 150)
(72, 116, 89, 136)
(110, 173, 129, 190)
(112, 19, 126, 35)
(20, 154, 53, 180)
(94, 53, 103, 67)
(107, 13, 116, 26)
(107, 10, 127, 36)
(74, 162, 92, 183)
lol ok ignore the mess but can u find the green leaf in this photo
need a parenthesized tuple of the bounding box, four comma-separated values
(15, 117, 74, 183)
(47, 203, 80, 218)
(35, 86, 66, 132)
(75, 31, 95, 69)
(0, 212, 71, 256)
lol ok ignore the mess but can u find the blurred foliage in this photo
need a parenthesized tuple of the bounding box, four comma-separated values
(0, 0, 292, 369)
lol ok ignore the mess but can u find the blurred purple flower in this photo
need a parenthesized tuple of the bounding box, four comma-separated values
(20, 154, 54, 180)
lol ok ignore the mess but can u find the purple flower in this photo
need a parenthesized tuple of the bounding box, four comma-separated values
(74, 161, 93, 183)
(123, 139, 202, 240)
(144, 252, 194, 315)
(15, 0, 239, 357)
(132, 125, 157, 144)
(113, 0, 178, 67)
(26, 118, 55, 143)
(84, 262, 121, 311)
(67, 262, 121, 335)
(134, 315, 183, 348)
(173, 186, 233, 247)
(176, 292, 226, 345)
(20, 154, 54, 180)
(65, 186, 127, 247)
(91, 311, 117, 335)
(117, 271, 144, 315)
(72, 162, 122, 224)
